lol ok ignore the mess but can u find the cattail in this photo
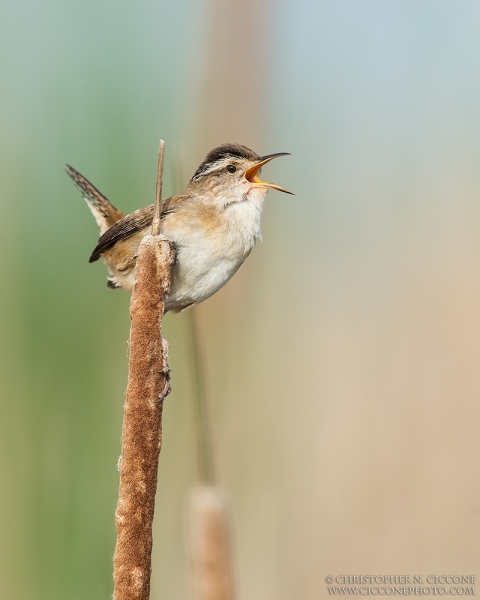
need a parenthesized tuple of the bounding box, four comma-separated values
(113, 141, 174, 600)
(189, 486, 237, 600)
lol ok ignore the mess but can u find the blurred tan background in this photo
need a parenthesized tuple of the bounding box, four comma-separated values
(0, 0, 479, 598)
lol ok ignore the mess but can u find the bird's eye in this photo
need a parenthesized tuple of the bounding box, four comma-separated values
(226, 164, 237, 174)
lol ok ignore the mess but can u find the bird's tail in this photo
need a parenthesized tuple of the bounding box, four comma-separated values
(66, 165, 125, 234)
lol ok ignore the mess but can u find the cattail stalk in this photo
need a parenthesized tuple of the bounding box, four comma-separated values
(113, 140, 174, 600)
(151, 140, 166, 236)
(187, 308, 216, 484)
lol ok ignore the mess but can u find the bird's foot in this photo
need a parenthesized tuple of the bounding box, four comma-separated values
(157, 379, 171, 403)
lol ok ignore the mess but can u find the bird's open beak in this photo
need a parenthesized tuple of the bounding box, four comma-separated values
(244, 152, 294, 195)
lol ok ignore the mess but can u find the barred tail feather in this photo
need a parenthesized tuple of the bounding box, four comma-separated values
(66, 165, 125, 233)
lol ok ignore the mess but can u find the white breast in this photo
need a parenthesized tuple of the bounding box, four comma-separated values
(164, 191, 266, 312)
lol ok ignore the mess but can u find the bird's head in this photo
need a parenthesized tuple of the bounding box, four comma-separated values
(187, 143, 293, 208)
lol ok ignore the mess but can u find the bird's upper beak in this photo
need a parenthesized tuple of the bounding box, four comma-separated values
(244, 153, 294, 195)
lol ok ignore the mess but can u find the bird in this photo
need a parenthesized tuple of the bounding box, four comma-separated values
(66, 143, 292, 313)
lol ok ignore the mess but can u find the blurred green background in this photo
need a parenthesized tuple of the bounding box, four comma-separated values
(1, 0, 480, 598)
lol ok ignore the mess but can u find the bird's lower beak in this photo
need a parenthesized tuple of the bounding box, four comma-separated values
(244, 152, 294, 195)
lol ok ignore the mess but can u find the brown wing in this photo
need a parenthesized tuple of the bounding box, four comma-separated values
(89, 194, 190, 263)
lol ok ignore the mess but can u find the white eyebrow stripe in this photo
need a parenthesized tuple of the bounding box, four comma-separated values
(191, 157, 238, 181)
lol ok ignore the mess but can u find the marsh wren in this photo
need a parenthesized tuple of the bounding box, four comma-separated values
(67, 143, 292, 313)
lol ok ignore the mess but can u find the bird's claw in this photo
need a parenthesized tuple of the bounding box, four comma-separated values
(157, 379, 171, 403)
